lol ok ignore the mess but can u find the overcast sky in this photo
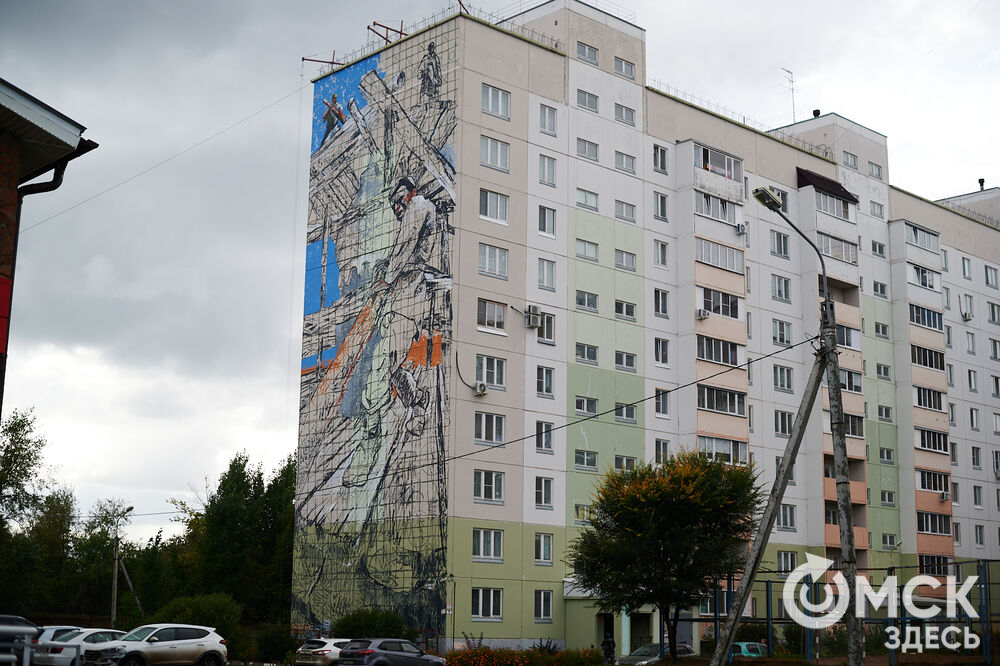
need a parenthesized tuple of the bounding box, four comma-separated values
(1, 0, 996, 542)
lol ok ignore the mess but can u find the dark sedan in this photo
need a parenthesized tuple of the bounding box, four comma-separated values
(338, 640, 444, 666)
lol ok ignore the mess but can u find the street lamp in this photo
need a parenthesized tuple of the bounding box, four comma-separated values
(110, 506, 133, 629)
(709, 189, 862, 666)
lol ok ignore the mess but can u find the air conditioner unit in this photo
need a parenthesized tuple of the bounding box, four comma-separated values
(526, 304, 541, 316)
(735, 223, 746, 235)
(939, 491, 951, 502)
(695, 308, 711, 320)
(473, 381, 488, 396)
(961, 312, 972, 322)
(526, 314, 542, 328)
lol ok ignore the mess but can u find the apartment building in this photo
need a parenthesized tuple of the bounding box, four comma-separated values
(292, 0, 1000, 651)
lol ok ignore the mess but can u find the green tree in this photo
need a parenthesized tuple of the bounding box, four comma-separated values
(566, 452, 764, 661)
(0, 409, 47, 530)
(332, 609, 414, 640)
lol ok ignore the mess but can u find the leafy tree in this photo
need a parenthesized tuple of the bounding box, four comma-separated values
(26, 488, 78, 609)
(332, 609, 414, 640)
(566, 452, 764, 661)
(0, 409, 47, 531)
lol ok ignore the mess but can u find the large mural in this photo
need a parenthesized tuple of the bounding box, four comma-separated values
(293, 25, 457, 636)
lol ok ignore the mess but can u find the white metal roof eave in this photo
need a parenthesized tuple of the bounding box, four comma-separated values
(0, 82, 83, 150)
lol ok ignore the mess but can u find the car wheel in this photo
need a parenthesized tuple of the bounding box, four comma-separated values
(199, 654, 222, 666)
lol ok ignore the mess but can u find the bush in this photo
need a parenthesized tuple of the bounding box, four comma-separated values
(255, 624, 297, 662)
(781, 623, 804, 655)
(332, 609, 415, 641)
(444, 647, 602, 666)
(151, 593, 247, 659)
(734, 622, 768, 644)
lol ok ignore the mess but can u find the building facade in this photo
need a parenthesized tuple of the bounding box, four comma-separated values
(292, 0, 1000, 652)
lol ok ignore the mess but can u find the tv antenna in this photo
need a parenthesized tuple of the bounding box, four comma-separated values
(782, 68, 796, 123)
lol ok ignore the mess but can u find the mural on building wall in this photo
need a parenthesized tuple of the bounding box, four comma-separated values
(293, 26, 456, 636)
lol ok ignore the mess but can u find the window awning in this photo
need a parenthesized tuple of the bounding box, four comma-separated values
(797, 167, 859, 204)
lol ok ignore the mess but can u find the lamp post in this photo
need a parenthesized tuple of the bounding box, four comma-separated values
(110, 505, 133, 629)
(708, 188, 862, 666)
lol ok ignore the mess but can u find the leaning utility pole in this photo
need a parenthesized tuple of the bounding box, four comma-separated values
(710, 188, 862, 666)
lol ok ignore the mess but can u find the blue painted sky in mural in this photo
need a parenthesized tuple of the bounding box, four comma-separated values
(311, 52, 385, 154)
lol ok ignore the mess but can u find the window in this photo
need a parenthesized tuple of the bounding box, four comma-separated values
(905, 223, 940, 252)
(869, 161, 882, 179)
(816, 191, 850, 220)
(574, 504, 593, 523)
(576, 188, 599, 210)
(967, 331, 976, 354)
(698, 385, 746, 416)
(881, 490, 896, 506)
(473, 469, 504, 502)
(975, 525, 985, 547)
(909, 303, 944, 330)
(817, 232, 858, 265)
(537, 312, 555, 344)
(872, 240, 886, 257)
(916, 428, 948, 453)
(949, 403, 956, 425)
(697, 335, 742, 366)
(910, 344, 945, 371)
(767, 186, 789, 212)
(535, 421, 553, 452)
(994, 375, 1000, 397)
(575, 238, 598, 261)
(878, 405, 892, 422)
(777, 551, 797, 577)
(575, 290, 598, 312)
(772, 319, 792, 346)
(947, 364, 955, 385)
(969, 369, 978, 392)
(614, 103, 635, 126)
(654, 389, 669, 416)
(992, 338, 1000, 360)
(575, 343, 598, 364)
(612, 200, 636, 223)
(653, 191, 669, 221)
(476, 355, 506, 388)
(870, 201, 884, 218)
(986, 265, 999, 289)
(843, 151, 857, 169)
(653, 289, 669, 318)
(471, 588, 502, 619)
(952, 481, 959, 502)
(962, 256, 973, 279)
(917, 469, 950, 493)
(919, 555, 952, 577)
(535, 477, 552, 507)
(479, 189, 509, 222)
(614, 56, 635, 79)
(654, 338, 669, 365)
(839, 368, 863, 393)
(481, 84, 510, 119)
(575, 449, 598, 470)
(576, 138, 598, 161)
(575, 396, 597, 415)
(536, 366, 553, 397)
(695, 237, 744, 273)
(654, 240, 668, 267)
(615, 299, 636, 321)
(990, 302, 1000, 323)
(703, 288, 740, 318)
(576, 89, 598, 113)
(538, 206, 555, 235)
(534, 590, 553, 621)
(915, 386, 944, 411)
(774, 410, 793, 436)
(996, 412, 1000, 434)
(844, 413, 865, 438)
(615, 151, 635, 173)
(771, 274, 792, 303)
(615, 249, 636, 271)
(480, 136, 509, 171)
(698, 435, 748, 465)
(655, 438, 669, 463)
(770, 230, 789, 258)
(538, 258, 555, 290)
(882, 533, 896, 550)
(962, 293, 975, 318)
(472, 528, 503, 560)
(474, 412, 505, 445)
(917, 512, 951, 536)
(835, 325, 861, 349)
(615, 402, 636, 421)
(776, 456, 795, 484)
(478, 243, 508, 278)
(534, 533, 552, 563)
(972, 447, 982, 469)
(777, 504, 796, 530)
(774, 365, 793, 392)
(477, 299, 505, 331)
(653, 144, 668, 173)
(539, 154, 556, 186)
(908, 264, 940, 291)
(695, 191, 737, 224)
(615, 351, 636, 373)
(539, 104, 557, 135)
(876, 363, 891, 380)
(970, 408, 980, 431)
(694, 143, 742, 181)
(880, 448, 894, 464)
(576, 41, 598, 64)
(873, 281, 887, 298)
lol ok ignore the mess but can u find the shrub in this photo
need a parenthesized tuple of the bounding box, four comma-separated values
(151, 593, 246, 659)
(332, 609, 415, 641)
(734, 622, 768, 644)
(781, 623, 804, 655)
(444, 647, 602, 666)
(255, 623, 298, 662)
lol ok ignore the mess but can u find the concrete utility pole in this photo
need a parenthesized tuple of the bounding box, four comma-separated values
(110, 506, 133, 629)
(710, 188, 861, 666)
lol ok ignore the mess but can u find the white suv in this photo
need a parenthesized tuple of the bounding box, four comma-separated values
(82, 625, 227, 666)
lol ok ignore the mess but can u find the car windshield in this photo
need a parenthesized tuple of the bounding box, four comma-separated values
(121, 627, 156, 642)
(630, 645, 662, 657)
(55, 632, 83, 642)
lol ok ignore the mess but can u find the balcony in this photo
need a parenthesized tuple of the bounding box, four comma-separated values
(824, 523, 868, 550)
(823, 477, 867, 504)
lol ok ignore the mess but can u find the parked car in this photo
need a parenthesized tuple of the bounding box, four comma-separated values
(0, 616, 40, 662)
(82, 624, 226, 666)
(617, 642, 696, 664)
(729, 642, 767, 659)
(337, 639, 444, 666)
(34, 629, 82, 647)
(36, 630, 125, 666)
(295, 638, 351, 666)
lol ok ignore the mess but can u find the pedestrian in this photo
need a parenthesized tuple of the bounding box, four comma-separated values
(600, 633, 616, 665)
